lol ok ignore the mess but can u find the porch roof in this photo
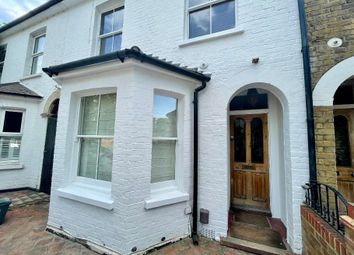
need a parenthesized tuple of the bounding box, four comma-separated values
(42, 47, 211, 82)
(0, 82, 42, 99)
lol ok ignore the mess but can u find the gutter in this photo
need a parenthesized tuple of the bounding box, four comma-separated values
(0, 0, 63, 34)
(192, 81, 207, 245)
(0, 92, 42, 99)
(297, 0, 317, 183)
(43, 47, 210, 83)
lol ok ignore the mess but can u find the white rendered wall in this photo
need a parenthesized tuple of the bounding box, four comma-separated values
(0, 0, 308, 253)
(0, 95, 43, 190)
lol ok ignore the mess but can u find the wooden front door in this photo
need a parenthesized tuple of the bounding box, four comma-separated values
(230, 114, 270, 211)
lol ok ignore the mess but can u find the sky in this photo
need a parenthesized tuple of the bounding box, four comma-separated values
(0, 0, 47, 24)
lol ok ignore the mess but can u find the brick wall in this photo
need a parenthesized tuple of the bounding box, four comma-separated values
(314, 106, 337, 187)
(301, 206, 346, 255)
(304, 0, 354, 88)
(341, 203, 354, 255)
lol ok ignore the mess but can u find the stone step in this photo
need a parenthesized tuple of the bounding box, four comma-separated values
(220, 236, 290, 255)
(229, 222, 287, 250)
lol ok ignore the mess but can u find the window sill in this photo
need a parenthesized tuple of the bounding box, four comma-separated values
(0, 163, 24, 171)
(20, 73, 42, 81)
(144, 187, 189, 210)
(179, 27, 244, 47)
(56, 182, 114, 210)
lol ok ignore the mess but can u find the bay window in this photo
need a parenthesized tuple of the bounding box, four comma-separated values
(99, 7, 124, 55)
(188, 0, 236, 39)
(0, 110, 23, 162)
(77, 93, 116, 182)
(151, 95, 178, 183)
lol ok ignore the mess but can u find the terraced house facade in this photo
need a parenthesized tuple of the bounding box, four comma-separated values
(1, 0, 353, 254)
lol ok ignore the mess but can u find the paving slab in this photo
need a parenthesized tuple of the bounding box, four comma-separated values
(0, 190, 253, 255)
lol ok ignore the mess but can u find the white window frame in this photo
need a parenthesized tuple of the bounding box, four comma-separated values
(0, 45, 6, 82)
(186, 0, 237, 39)
(0, 108, 25, 163)
(73, 90, 117, 185)
(151, 90, 185, 190)
(30, 33, 46, 75)
(98, 6, 124, 55)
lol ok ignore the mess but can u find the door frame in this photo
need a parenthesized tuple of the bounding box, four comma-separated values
(229, 111, 270, 212)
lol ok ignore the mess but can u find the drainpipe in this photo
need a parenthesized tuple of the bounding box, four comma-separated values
(298, 0, 317, 183)
(192, 81, 207, 245)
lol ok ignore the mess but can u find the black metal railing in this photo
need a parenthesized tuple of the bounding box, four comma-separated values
(302, 182, 349, 235)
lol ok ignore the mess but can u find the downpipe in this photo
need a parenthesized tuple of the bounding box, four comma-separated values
(192, 81, 207, 245)
(298, 0, 317, 184)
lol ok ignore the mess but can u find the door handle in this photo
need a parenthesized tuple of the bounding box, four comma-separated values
(351, 172, 354, 177)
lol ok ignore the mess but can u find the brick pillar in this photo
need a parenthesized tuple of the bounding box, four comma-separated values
(341, 203, 354, 254)
(314, 106, 337, 188)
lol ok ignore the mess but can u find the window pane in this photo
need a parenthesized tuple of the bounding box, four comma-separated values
(251, 118, 264, 164)
(33, 35, 46, 54)
(78, 138, 98, 179)
(101, 11, 113, 35)
(234, 118, 246, 162)
(189, 7, 210, 38)
(0, 137, 21, 161)
(334, 116, 351, 167)
(0, 63, 2, 74)
(153, 95, 177, 137)
(97, 139, 113, 181)
(80, 95, 99, 135)
(0, 46, 6, 62)
(31, 55, 43, 74)
(151, 140, 176, 183)
(189, 0, 209, 7)
(98, 94, 116, 135)
(100, 36, 114, 55)
(113, 34, 122, 52)
(212, 0, 235, 33)
(3, 111, 23, 133)
(113, 8, 124, 31)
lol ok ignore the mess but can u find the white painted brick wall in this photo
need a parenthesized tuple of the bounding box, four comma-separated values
(0, 0, 308, 254)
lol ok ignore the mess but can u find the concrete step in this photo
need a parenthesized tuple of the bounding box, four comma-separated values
(220, 236, 290, 255)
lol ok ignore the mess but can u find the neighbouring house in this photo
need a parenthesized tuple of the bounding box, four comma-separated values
(300, 0, 354, 254)
(0, 0, 332, 254)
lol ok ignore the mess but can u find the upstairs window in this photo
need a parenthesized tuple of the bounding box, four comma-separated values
(31, 34, 46, 74)
(0, 110, 24, 162)
(151, 95, 178, 183)
(77, 93, 116, 182)
(99, 7, 124, 55)
(0, 45, 6, 82)
(188, 0, 235, 39)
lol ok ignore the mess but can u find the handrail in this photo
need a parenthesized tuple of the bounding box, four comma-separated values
(302, 182, 349, 235)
